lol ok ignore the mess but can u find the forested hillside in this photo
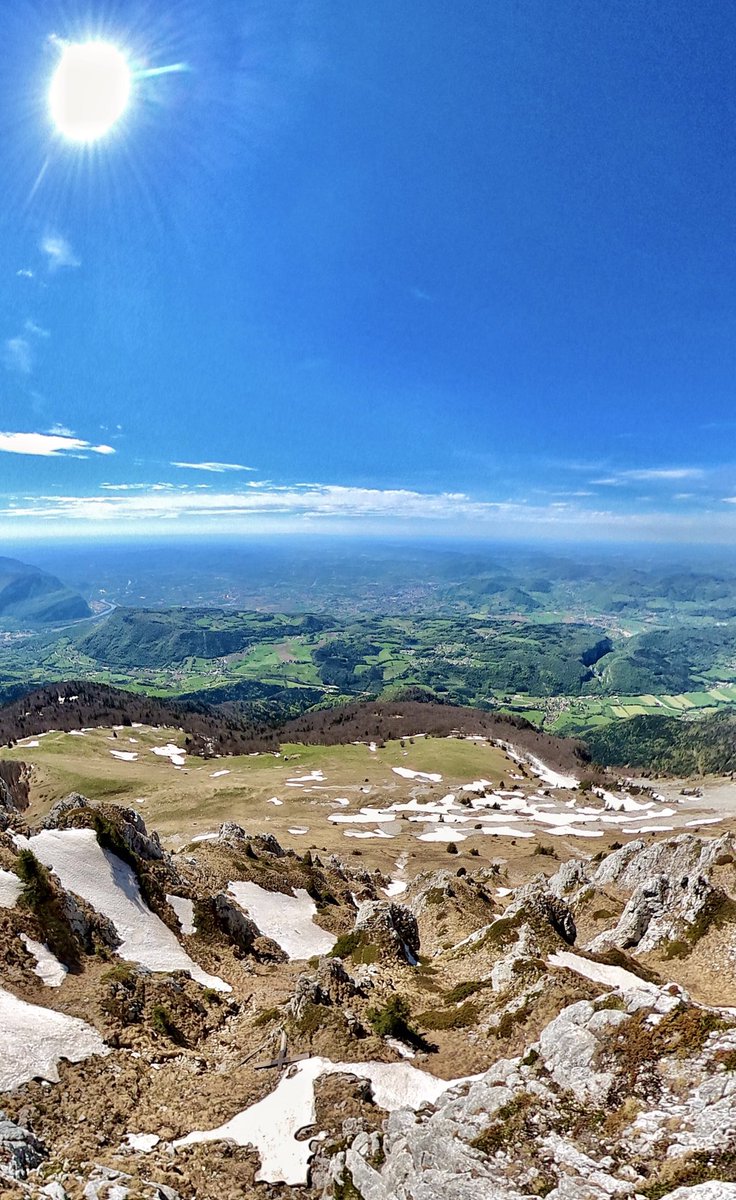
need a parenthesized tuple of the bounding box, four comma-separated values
(0, 556, 91, 627)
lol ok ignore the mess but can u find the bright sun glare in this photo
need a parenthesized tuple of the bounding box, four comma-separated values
(49, 40, 131, 143)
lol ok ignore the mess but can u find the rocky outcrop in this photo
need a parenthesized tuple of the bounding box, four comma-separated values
(0, 778, 18, 832)
(40, 792, 90, 828)
(289, 957, 363, 1022)
(0, 1112, 46, 1182)
(42, 796, 165, 862)
(216, 821, 247, 844)
(592, 834, 736, 891)
(201, 892, 287, 961)
(583, 834, 736, 955)
(61, 888, 121, 953)
(405, 869, 497, 952)
(354, 901, 420, 964)
(343, 993, 736, 1200)
(0, 761, 30, 812)
(548, 858, 591, 899)
(504, 877, 577, 945)
(589, 872, 730, 954)
(210, 892, 262, 952)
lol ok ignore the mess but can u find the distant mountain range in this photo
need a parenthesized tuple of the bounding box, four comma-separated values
(0, 556, 92, 627)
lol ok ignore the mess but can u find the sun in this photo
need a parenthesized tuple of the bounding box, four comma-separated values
(49, 40, 132, 143)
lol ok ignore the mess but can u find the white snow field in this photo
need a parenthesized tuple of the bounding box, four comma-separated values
(0, 867, 22, 908)
(392, 766, 443, 782)
(166, 894, 196, 935)
(19, 933, 67, 987)
(227, 880, 336, 959)
(18, 829, 230, 992)
(176, 1056, 481, 1185)
(151, 743, 186, 766)
(548, 950, 661, 997)
(0, 984, 108, 1091)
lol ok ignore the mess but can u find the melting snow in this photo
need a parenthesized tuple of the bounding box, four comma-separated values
(18, 829, 229, 992)
(0, 868, 22, 908)
(152, 744, 187, 767)
(344, 828, 395, 839)
(392, 767, 443, 783)
(267, 797, 284, 805)
(548, 950, 660, 996)
(19, 934, 67, 987)
(481, 825, 534, 839)
(383, 879, 407, 897)
(125, 1132, 160, 1152)
(622, 825, 674, 834)
(0, 984, 108, 1091)
(110, 750, 138, 762)
(526, 755, 578, 789)
(418, 827, 468, 842)
(210, 769, 230, 778)
(166, 895, 196, 935)
(228, 881, 336, 959)
(386, 1037, 415, 1058)
(175, 1056, 481, 1185)
(330, 808, 397, 824)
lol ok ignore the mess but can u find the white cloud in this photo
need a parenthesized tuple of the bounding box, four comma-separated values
(170, 461, 256, 473)
(3, 337, 32, 375)
(40, 234, 80, 271)
(592, 467, 704, 486)
(16, 268, 34, 279)
(624, 467, 704, 481)
(0, 432, 114, 457)
(24, 319, 50, 339)
(100, 482, 177, 491)
(3, 319, 51, 375)
(0, 482, 634, 536)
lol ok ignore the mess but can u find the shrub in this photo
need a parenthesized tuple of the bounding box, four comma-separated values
(366, 995, 429, 1050)
(150, 1003, 186, 1044)
(14, 850, 80, 970)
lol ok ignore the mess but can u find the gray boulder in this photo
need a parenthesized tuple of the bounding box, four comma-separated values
(0, 1112, 46, 1181)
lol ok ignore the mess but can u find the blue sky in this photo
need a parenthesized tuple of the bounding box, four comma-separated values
(1, 0, 736, 543)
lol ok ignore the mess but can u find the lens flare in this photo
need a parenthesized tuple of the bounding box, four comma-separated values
(49, 41, 131, 143)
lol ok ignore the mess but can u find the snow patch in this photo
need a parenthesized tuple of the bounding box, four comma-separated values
(20, 934, 67, 987)
(124, 1132, 160, 1152)
(228, 880, 336, 959)
(166, 895, 196, 936)
(175, 1056, 481, 1185)
(152, 743, 186, 767)
(383, 879, 407, 898)
(0, 868, 22, 908)
(0, 984, 108, 1091)
(392, 767, 443, 783)
(549, 950, 660, 997)
(19, 829, 229, 992)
